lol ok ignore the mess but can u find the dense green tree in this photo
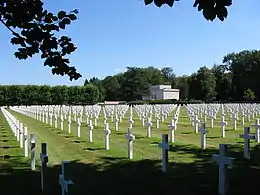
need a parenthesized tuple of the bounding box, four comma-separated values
(51, 85, 69, 105)
(82, 84, 100, 104)
(243, 88, 255, 101)
(86, 77, 106, 101)
(102, 76, 121, 101)
(161, 67, 176, 86)
(120, 67, 150, 101)
(0, 85, 99, 106)
(223, 50, 260, 100)
(175, 75, 189, 100)
(211, 64, 232, 100)
(188, 66, 216, 101)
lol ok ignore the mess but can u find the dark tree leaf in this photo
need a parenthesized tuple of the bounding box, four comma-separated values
(57, 11, 66, 19)
(144, 0, 153, 5)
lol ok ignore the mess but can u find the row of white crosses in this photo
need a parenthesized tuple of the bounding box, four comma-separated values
(4, 107, 74, 194)
(186, 103, 260, 135)
(9, 104, 260, 195)
(11, 106, 135, 158)
(1, 107, 35, 167)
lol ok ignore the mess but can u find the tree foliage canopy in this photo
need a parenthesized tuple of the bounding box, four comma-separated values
(0, 0, 80, 80)
(145, 0, 232, 21)
(3, 50, 260, 105)
(1, 0, 232, 80)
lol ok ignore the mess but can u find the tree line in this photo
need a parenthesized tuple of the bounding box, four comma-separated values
(0, 49, 258, 106)
(0, 84, 99, 106)
(85, 50, 259, 102)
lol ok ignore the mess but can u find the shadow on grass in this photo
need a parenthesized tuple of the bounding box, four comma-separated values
(207, 136, 220, 139)
(181, 132, 192, 135)
(0, 146, 20, 149)
(83, 147, 104, 151)
(0, 155, 25, 159)
(1, 145, 260, 195)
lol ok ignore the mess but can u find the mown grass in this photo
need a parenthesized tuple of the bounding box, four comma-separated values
(1, 106, 260, 195)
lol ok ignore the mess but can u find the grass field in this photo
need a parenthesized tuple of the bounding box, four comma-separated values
(1, 106, 260, 195)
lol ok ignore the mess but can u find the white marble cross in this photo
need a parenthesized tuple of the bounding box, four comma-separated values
(142, 115, 145, 126)
(129, 116, 134, 129)
(192, 115, 200, 133)
(239, 127, 255, 159)
(147, 118, 152, 138)
(60, 115, 64, 130)
(16, 121, 20, 141)
(49, 113, 53, 126)
(40, 142, 48, 191)
(231, 113, 237, 130)
(19, 122, 24, 148)
(125, 127, 135, 159)
(198, 122, 207, 149)
(168, 120, 176, 143)
(68, 115, 71, 133)
(115, 116, 119, 131)
(94, 115, 98, 126)
(156, 114, 160, 128)
(24, 127, 29, 157)
(59, 161, 73, 195)
(252, 119, 260, 143)
(30, 133, 36, 170)
(220, 116, 227, 138)
(54, 113, 58, 128)
(241, 111, 245, 125)
(77, 118, 81, 138)
(212, 144, 234, 195)
(209, 112, 215, 128)
(158, 134, 171, 173)
(89, 120, 93, 142)
(104, 123, 111, 150)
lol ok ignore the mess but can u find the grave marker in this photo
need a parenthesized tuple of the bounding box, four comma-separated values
(30, 133, 36, 170)
(24, 127, 28, 157)
(77, 118, 81, 137)
(198, 122, 207, 149)
(147, 118, 152, 138)
(104, 123, 111, 150)
(158, 134, 171, 173)
(89, 120, 93, 142)
(125, 127, 135, 159)
(40, 142, 48, 191)
(212, 144, 234, 195)
(239, 127, 255, 159)
(19, 122, 24, 148)
(59, 161, 73, 195)
(168, 120, 175, 143)
(252, 119, 260, 143)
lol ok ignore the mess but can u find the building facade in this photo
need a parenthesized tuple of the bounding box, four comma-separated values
(143, 85, 180, 100)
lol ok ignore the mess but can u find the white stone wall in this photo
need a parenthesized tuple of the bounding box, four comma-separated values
(163, 91, 179, 100)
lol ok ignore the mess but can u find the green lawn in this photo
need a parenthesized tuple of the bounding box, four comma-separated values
(1, 106, 260, 194)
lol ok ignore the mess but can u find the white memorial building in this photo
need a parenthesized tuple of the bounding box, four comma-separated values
(143, 85, 180, 100)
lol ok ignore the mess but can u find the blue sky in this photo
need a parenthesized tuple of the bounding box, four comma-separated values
(0, 0, 260, 86)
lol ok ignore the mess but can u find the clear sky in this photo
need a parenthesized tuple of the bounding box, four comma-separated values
(0, 0, 260, 86)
